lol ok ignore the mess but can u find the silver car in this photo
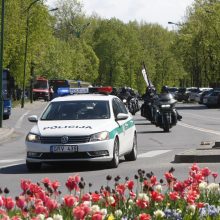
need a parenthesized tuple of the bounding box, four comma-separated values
(203, 90, 220, 107)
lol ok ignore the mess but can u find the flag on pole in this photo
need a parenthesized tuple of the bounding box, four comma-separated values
(141, 68, 149, 86)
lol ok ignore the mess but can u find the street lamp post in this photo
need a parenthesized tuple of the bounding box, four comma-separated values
(0, 0, 5, 128)
(21, 0, 40, 108)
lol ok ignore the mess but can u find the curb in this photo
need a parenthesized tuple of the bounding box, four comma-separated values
(174, 142, 220, 163)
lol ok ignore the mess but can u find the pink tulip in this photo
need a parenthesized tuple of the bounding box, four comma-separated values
(3, 197, 15, 210)
(92, 212, 103, 220)
(63, 195, 77, 207)
(15, 196, 26, 209)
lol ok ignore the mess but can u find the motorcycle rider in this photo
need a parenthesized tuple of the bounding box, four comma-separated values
(160, 85, 182, 121)
(118, 87, 131, 103)
(141, 85, 158, 122)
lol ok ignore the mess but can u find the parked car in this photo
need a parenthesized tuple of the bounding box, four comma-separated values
(195, 89, 213, 104)
(167, 87, 178, 98)
(174, 88, 191, 102)
(188, 88, 201, 102)
(203, 90, 220, 108)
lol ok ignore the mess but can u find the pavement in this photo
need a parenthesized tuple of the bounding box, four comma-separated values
(1, 101, 220, 162)
(174, 141, 220, 163)
(0, 100, 47, 143)
(0, 127, 14, 143)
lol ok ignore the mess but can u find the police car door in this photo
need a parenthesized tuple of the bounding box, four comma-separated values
(112, 98, 130, 155)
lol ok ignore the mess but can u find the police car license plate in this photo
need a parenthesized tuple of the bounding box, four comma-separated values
(50, 145, 78, 153)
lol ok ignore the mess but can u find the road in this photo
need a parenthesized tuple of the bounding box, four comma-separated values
(1, 101, 220, 197)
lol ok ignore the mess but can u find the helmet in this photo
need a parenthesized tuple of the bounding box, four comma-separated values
(161, 85, 168, 93)
(121, 87, 127, 93)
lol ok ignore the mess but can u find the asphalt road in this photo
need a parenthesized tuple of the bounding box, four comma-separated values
(1, 101, 220, 197)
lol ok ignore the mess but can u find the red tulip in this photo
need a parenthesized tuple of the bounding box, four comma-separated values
(65, 175, 80, 192)
(63, 195, 78, 207)
(3, 197, 15, 210)
(139, 213, 152, 220)
(15, 196, 26, 210)
(150, 176, 158, 186)
(45, 196, 58, 211)
(212, 172, 218, 179)
(91, 193, 101, 202)
(82, 193, 91, 201)
(126, 180, 134, 191)
(92, 212, 103, 220)
(34, 204, 48, 216)
(73, 204, 90, 220)
(20, 179, 31, 192)
(51, 180, 60, 191)
(201, 167, 211, 177)
(169, 191, 180, 201)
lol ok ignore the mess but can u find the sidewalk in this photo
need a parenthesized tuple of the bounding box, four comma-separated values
(174, 141, 220, 163)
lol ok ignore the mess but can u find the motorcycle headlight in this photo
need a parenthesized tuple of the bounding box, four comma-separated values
(123, 99, 127, 103)
(90, 131, 109, 142)
(26, 133, 41, 143)
(161, 104, 171, 108)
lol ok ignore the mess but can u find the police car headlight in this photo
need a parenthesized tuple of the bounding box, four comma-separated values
(26, 133, 41, 143)
(161, 104, 171, 108)
(90, 131, 109, 142)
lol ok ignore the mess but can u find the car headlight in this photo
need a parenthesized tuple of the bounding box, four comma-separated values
(161, 104, 171, 108)
(90, 131, 109, 142)
(26, 133, 41, 143)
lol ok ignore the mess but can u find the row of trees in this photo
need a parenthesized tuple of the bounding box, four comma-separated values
(1, 0, 219, 94)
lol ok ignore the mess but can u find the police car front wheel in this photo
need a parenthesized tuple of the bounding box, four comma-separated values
(109, 138, 119, 168)
(124, 133, 137, 161)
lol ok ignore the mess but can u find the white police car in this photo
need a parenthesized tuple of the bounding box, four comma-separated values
(25, 87, 137, 170)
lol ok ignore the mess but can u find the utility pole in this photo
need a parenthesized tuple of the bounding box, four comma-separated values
(21, 0, 40, 108)
(0, 0, 5, 128)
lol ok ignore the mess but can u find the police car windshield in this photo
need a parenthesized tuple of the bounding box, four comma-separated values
(41, 100, 110, 120)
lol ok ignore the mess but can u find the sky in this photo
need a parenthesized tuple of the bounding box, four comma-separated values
(46, 0, 195, 29)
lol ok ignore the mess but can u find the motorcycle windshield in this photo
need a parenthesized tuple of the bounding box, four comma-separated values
(158, 93, 177, 105)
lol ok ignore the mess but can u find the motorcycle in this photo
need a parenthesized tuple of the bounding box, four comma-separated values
(141, 94, 157, 122)
(153, 93, 178, 132)
(123, 97, 139, 115)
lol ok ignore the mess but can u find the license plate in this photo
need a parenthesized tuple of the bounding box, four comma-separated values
(50, 145, 78, 153)
(203, 98, 207, 103)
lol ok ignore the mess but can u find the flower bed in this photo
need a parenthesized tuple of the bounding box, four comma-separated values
(0, 163, 220, 219)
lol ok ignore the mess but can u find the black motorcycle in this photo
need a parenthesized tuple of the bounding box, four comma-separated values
(141, 94, 157, 122)
(153, 93, 178, 132)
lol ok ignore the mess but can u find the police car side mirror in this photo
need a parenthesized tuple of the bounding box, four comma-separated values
(28, 115, 38, 123)
(116, 113, 128, 121)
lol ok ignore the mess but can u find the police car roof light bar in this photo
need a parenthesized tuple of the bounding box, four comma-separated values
(89, 86, 112, 94)
(56, 86, 113, 96)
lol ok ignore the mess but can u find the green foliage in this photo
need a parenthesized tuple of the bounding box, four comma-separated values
(172, 0, 220, 87)
(4, 0, 218, 94)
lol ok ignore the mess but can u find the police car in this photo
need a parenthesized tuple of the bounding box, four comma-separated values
(25, 87, 137, 171)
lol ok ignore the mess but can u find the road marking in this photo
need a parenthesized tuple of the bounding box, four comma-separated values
(178, 122, 220, 136)
(15, 111, 30, 128)
(0, 162, 24, 169)
(0, 159, 24, 164)
(0, 159, 25, 169)
(138, 150, 171, 158)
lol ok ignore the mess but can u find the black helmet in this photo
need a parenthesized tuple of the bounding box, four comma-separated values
(121, 87, 127, 93)
(161, 85, 168, 93)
